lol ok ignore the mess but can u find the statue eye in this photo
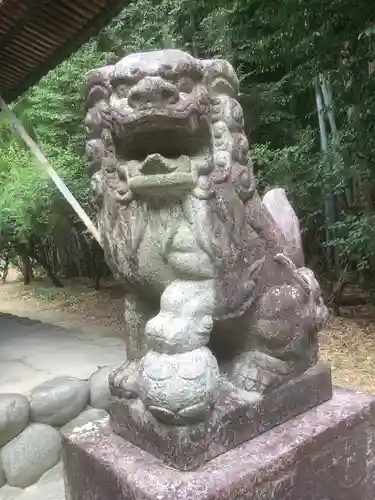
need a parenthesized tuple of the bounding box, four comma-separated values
(177, 77, 195, 93)
(116, 84, 129, 98)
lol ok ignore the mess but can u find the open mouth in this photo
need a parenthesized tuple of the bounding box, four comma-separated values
(112, 111, 210, 161)
(112, 108, 211, 200)
(126, 153, 195, 198)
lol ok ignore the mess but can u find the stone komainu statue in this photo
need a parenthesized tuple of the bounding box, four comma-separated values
(85, 49, 328, 425)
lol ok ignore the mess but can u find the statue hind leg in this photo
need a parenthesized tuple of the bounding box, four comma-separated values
(227, 256, 328, 393)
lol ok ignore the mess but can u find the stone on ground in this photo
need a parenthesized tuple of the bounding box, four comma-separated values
(89, 366, 116, 410)
(18, 462, 65, 500)
(36, 462, 63, 485)
(29, 376, 89, 426)
(61, 408, 109, 435)
(0, 464, 64, 500)
(0, 394, 29, 446)
(1, 423, 62, 488)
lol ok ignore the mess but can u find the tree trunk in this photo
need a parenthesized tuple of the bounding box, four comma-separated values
(2, 256, 9, 283)
(21, 253, 32, 285)
(91, 241, 104, 290)
(36, 254, 64, 287)
(27, 239, 64, 288)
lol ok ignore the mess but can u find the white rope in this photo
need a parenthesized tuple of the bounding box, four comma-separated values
(0, 95, 102, 246)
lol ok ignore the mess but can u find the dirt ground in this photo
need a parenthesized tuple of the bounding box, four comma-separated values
(0, 268, 125, 337)
(2, 268, 375, 394)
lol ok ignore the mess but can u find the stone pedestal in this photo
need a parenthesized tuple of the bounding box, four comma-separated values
(62, 388, 375, 500)
(109, 362, 332, 470)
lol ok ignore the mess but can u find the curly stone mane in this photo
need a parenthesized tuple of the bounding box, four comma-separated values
(86, 57, 276, 257)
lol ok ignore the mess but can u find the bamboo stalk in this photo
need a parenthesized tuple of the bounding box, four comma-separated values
(315, 76, 335, 273)
(0, 95, 102, 246)
(319, 74, 338, 139)
(314, 77, 328, 152)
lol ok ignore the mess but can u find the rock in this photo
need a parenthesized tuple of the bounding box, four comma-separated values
(37, 462, 63, 485)
(0, 484, 23, 499)
(0, 394, 30, 446)
(61, 408, 109, 435)
(29, 377, 89, 426)
(89, 366, 115, 409)
(0, 465, 64, 499)
(1, 423, 62, 488)
(18, 463, 65, 500)
(0, 454, 5, 487)
(19, 480, 65, 500)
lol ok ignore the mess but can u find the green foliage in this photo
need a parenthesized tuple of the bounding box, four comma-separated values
(0, 44, 106, 249)
(0, 146, 47, 241)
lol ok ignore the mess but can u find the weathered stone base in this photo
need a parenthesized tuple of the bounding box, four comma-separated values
(109, 361, 332, 470)
(62, 388, 375, 500)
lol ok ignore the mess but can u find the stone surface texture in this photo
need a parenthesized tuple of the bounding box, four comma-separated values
(0, 406, 111, 498)
(0, 395, 29, 447)
(89, 366, 115, 410)
(1, 423, 62, 488)
(61, 408, 109, 435)
(17, 463, 65, 500)
(110, 362, 331, 470)
(86, 48, 329, 427)
(262, 187, 304, 268)
(63, 389, 375, 500)
(0, 463, 65, 500)
(29, 377, 89, 426)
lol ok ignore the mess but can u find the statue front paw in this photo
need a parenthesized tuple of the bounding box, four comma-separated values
(109, 361, 141, 399)
(229, 350, 294, 393)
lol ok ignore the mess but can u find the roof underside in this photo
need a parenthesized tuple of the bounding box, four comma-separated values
(0, 0, 126, 103)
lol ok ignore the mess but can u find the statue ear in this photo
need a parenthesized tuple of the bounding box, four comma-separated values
(201, 59, 239, 97)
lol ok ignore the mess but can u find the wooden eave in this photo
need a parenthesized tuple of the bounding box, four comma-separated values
(0, 0, 126, 103)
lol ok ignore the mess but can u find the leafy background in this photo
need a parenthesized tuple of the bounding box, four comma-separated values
(1, 0, 375, 301)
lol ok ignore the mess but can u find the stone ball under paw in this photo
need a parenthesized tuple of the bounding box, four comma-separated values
(139, 347, 220, 424)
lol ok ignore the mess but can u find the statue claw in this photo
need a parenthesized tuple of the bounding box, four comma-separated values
(109, 361, 141, 399)
(230, 351, 293, 394)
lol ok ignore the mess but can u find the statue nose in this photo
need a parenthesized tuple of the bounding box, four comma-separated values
(128, 76, 179, 109)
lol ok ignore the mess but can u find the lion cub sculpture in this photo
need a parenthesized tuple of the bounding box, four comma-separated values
(85, 49, 328, 425)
